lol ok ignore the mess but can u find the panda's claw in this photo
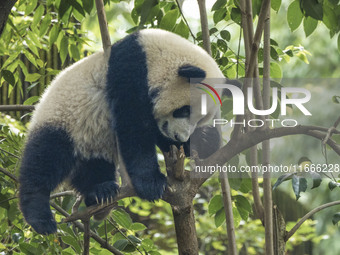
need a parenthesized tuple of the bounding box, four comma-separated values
(84, 181, 119, 208)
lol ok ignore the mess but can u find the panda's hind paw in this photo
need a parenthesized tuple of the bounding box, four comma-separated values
(28, 217, 57, 235)
(84, 181, 119, 207)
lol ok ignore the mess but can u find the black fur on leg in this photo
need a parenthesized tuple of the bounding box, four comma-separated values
(19, 126, 76, 235)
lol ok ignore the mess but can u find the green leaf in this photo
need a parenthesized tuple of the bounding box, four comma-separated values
(218, 56, 229, 66)
(310, 172, 322, 189)
(69, 0, 86, 17)
(208, 195, 223, 215)
(23, 96, 40, 105)
(19, 243, 39, 255)
(49, 25, 59, 46)
(23, 50, 38, 67)
(27, 30, 42, 48)
(174, 20, 189, 38)
(217, 39, 228, 52)
(287, 1, 303, 31)
(25, 73, 41, 82)
(214, 208, 226, 228)
(301, 0, 323, 20)
(82, 0, 94, 14)
(69, 44, 80, 60)
(271, 0, 281, 11)
(220, 30, 231, 41)
(323, 5, 337, 31)
(60, 36, 69, 64)
(140, 0, 158, 25)
(112, 208, 133, 229)
(258, 48, 264, 63)
(211, 0, 227, 11)
(113, 239, 129, 250)
(273, 173, 294, 190)
(252, 0, 262, 16)
(40, 14, 51, 36)
(239, 178, 252, 193)
(235, 195, 252, 212)
(32, 5, 45, 29)
(1, 70, 15, 85)
(270, 62, 282, 78)
(59, 0, 72, 19)
(332, 212, 340, 225)
(328, 181, 338, 191)
(25, 0, 38, 15)
(25, 42, 39, 58)
(270, 46, 279, 60)
(159, 9, 179, 31)
(128, 235, 142, 244)
(233, 207, 241, 227)
(209, 28, 218, 35)
(235, 195, 252, 221)
(338, 34, 340, 54)
(130, 222, 147, 231)
(270, 39, 279, 46)
(230, 7, 241, 25)
(303, 16, 318, 37)
(213, 8, 227, 24)
(332, 95, 340, 104)
(61, 236, 82, 254)
(292, 175, 307, 200)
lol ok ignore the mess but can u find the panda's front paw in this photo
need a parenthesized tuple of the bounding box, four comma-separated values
(131, 172, 167, 201)
(84, 181, 120, 207)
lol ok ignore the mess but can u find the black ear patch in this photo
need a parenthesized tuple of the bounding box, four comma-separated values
(178, 65, 206, 83)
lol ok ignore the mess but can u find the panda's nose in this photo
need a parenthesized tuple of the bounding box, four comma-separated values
(174, 132, 190, 142)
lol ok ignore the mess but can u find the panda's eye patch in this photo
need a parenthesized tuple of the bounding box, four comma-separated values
(173, 105, 191, 118)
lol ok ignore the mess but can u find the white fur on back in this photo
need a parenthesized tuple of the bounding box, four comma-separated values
(29, 52, 116, 162)
(138, 29, 224, 121)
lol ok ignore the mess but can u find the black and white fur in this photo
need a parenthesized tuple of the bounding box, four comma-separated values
(19, 29, 224, 235)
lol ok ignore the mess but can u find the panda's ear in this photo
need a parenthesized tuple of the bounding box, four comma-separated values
(178, 65, 206, 83)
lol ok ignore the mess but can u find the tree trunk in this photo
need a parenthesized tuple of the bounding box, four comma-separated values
(172, 204, 199, 255)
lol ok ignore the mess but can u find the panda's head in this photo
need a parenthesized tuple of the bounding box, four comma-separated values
(138, 29, 224, 143)
(155, 65, 219, 142)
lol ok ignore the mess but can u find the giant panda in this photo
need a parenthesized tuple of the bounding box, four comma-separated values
(19, 29, 225, 235)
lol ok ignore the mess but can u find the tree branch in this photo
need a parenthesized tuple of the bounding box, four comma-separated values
(262, 3, 274, 254)
(63, 185, 135, 222)
(285, 200, 340, 241)
(50, 202, 124, 255)
(245, 0, 271, 78)
(95, 0, 111, 53)
(197, 0, 211, 55)
(0, 166, 18, 182)
(220, 174, 237, 255)
(323, 115, 340, 145)
(0, 105, 35, 112)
